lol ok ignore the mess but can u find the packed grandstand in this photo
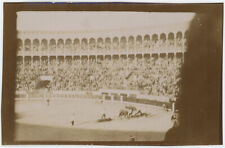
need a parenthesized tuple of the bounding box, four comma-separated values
(16, 29, 186, 102)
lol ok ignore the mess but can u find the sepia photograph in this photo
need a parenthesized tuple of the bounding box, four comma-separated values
(1, 2, 223, 145)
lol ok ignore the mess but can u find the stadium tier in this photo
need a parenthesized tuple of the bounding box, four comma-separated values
(17, 31, 187, 56)
(16, 29, 187, 102)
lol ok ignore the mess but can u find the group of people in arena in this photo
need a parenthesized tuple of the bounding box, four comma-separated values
(16, 54, 182, 99)
(18, 36, 186, 52)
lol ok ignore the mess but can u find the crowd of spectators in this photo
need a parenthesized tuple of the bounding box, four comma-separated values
(16, 54, 182, 99)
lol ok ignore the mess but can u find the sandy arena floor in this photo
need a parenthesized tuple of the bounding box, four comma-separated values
(15, 98, 174, 141)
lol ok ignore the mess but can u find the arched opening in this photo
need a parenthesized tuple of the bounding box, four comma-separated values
(49, 39, 56, 51)
(128, 36, 134, 50)
(168, 32, 175, 48)
(24, 56, 31, 65)
(97, 38, 104, 50)
(184, 31, 189, 47)
(89, 38, 96, 50)
(159, 33, 167, 49)
(168, 32, 175, 40)
(33, 56, 40, 66)
(136, 35, 142, 49)
(136, 54, 143, 66)
(105, 55, 111, 61)
(168, 32, 174, 48)
(17, 39, 23, 51)
(65, 56, 72, 66)
(144, 54, 151, 65)
(151, 34, 159, 50)
(128, 54, 135, 63)
(73, 56, 80, 67)
(57, 39, 64, 50)
(74, 38, 80, 51)
(81, 38, 88, 50)
(49, 56, 56, 66)
(112, 37, 119, 49)
(81, 56, 88, 65)
(48, 56, 56, 74)
(120, 36, 127, 50)
(89, 55, 96, 65)
(41, 39, 48, 51)
(24, 39, 31, 51)
(57, 56, 64, 69)
(120, 55, 127, 65)
(152, 34, 158, 43)
(40, 56, 48, 73)
(143, 34, 150, 48)
(17, 56, 23, 66)
(176, 31, 183, 40)
(105, 37, 111, 50)
(160, 33, 166, 42)
(33, 39, 40, 51)
(176, 32, 183, 49)
(112, 55, 119, 63)
(65, 39, 72, 51)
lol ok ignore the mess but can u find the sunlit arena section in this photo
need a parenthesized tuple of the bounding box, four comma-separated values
(15, 12, 195, 141)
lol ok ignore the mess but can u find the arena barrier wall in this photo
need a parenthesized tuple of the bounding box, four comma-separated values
(15, 90, 171, 107)
(15, 90, 98, 100)
(99, 89, 171, 107)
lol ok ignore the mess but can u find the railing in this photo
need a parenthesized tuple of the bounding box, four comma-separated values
(15, 89, 170, 103)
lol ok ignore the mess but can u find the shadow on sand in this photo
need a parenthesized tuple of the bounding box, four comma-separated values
(15, 122, 166, 142)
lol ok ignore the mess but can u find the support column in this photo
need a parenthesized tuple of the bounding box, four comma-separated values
(182, 52, 185, 63)
(47, 39, 50, 55)
(39, 56, 41, 70)
(182, 31, 185, 51)
(30, 39, 33, 54)
(103, 94, 106, 102)
(31, 56, 33, 67)
(87, 39, 89, 53)
(183, 38, 186, 51)
(174, 53, 177, 65)
(23, 56, 25, 68)
(172, 101, 175, 112)
(56, 56, 58, 70)
(111, 94, 114, 102)
(48, 56, 50, 71)
(126, 55, 128, 89)
(111, 55, 113, 72)
(63, 56, 65, 68)
(166, 53, 168, 65)
(72, 56, 74, 69)
(120, 95, 123, 103)
(21, 38, 24, 53)
(87, 56, 89, 73)
(126, 37, 128, 53)
(174, 32, 177, 51)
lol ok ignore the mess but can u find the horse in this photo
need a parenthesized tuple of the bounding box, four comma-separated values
(132, 110, 149, 118)
(119, 109, 129, 118)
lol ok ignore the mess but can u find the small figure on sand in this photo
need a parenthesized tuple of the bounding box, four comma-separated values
(97, 113, 112, 122)
(46, 98, 50, 106)
(101, 113, 106, 119)
(71, 120, 75, 126)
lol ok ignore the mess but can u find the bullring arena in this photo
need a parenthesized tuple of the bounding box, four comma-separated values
(15, 97, 173, 141)
(14, 12, 194, 141)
